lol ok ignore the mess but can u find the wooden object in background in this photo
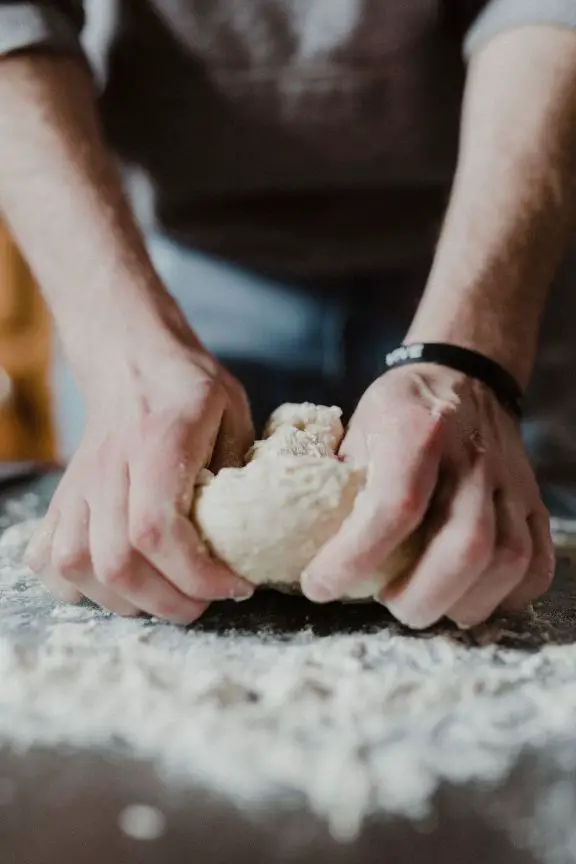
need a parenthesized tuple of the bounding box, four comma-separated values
(0, 222, 54, 461)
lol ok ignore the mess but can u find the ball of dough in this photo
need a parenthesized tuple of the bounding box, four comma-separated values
(191, 403, 423, 601)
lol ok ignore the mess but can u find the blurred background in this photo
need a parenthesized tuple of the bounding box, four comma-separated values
(0, 223, 53, 462)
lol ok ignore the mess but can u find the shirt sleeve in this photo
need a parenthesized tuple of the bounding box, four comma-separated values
(0, 2, 84, 59)
(464, 0, 576, 56)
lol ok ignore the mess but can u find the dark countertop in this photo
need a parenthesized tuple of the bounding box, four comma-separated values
(1, 470, 575, 864)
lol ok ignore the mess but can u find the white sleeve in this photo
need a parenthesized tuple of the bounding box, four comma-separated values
(465, 0, 576, 57)
(0, 2, 84, 59)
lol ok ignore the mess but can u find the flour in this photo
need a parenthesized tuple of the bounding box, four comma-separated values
(118, 804, 167, 840)
(3, 509, 576, 845)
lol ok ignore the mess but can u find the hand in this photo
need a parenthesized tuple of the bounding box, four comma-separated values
(301, 364, 554, 629)
(25, 341, 256, 624)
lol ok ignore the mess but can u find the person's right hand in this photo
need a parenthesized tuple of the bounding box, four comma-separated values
(0, 45, 255, 624)
(25, 339, 256, 624)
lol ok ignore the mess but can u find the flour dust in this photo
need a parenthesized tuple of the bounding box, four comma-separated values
(3, 505, 576, 848)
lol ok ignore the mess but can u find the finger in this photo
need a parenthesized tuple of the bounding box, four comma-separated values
(301, 410, 444, 602)
(447, 495, 532, 628)
(41, 577, 83, 606)
(25, 507, 82, 605)
(25, 507, 60, 573)
(129, 419, 254, 601)
(210, 401, 254, 471)
(501, 508, 555, 612)
(50, 498, 138, 616)
(90, 461, 208, 624)
(382, 456, 495, 629)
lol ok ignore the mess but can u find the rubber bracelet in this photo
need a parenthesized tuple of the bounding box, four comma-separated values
(384, 343, 523, 419)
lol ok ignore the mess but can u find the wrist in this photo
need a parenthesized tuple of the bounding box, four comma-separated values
(406, 280, 542, 389)
(57, 276, 211, 396)
(385, 342, 524, 418)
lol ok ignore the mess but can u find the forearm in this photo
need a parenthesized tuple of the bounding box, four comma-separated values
(407, 25, 576, 388)
(0, 53, 189, 388)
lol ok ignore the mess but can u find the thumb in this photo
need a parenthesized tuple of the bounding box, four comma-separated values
(210, 400, 255, 470)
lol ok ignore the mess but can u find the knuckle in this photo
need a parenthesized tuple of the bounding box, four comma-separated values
(375, 488, 422, 533)
(98, 551, 137, 588)
(186, 369, 222, 409)
(497, 536, 532, 571)
(93, 436, 115, 465)
(223, 371, 245, 402)
(52, 546, 88, 580)
(130, 511, 168, 555)
(458, 519, 493, 568)
(394, 488, 422, 521)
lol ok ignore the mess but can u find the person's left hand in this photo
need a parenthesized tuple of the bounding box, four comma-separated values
(301, 364, 555, 629)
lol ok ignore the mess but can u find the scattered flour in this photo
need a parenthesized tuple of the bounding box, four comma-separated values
(3, 508, 576, 844)
(118, 804, 167, 840)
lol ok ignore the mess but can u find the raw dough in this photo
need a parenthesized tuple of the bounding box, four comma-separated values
(192, 402, 423, 601)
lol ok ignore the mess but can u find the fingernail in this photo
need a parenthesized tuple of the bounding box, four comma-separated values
(300, 571, 335, 603)
(56, 587, 83, 605)
(228, 582, 255, 601)
(500, 599, 530, 615)
(382, 600, 430, 630)
(454, 620, 473, 631)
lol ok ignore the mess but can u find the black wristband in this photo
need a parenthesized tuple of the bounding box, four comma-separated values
(384, 343, 523, 419)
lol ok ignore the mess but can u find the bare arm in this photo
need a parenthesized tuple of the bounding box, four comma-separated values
(0, 52, 254, 621)
(0, 53, 191, 389)
(304, 24, 574, 625)
(407, 25, 576, 388)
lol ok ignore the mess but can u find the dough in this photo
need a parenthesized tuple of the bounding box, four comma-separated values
(192, 403, 423, 601)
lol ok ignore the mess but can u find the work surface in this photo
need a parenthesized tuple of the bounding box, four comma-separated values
(1, 471, 576, 864)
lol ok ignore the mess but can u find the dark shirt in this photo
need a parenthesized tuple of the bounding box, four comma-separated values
(1, 1, 575, 276)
